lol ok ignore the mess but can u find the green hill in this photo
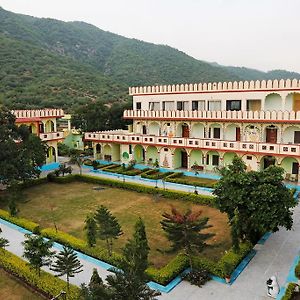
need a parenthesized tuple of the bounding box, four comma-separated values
(0, 6, 299, 111)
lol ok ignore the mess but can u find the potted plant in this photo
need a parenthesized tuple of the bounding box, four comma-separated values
(223, 262, 232, 284)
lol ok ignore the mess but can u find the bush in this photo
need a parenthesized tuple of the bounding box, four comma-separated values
(141, 170, 174, 180)
(182, 269, 211, 287)
(0, 209, 39, 233)
(0, 249, 80, 299)
(282, 283, 299, 300)
(18, 177, 48, 189)
(295, 260, 300, 279)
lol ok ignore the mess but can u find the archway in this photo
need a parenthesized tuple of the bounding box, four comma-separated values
(176, 123, 190, 138)
(264, 93, 282, 111)
(173, 148, 188, 169)
(285, 92, 300, 111)
(205, 150, 220, 171)
(223, 152, 236, 167)
(47, 146, 56, 163)
(209, 123, 222, 139)
(95, 144, 101, 159)
(189, 150, 203, 168)
(241, 154, 258, 172)
(225, 124, 241, 141)
(45, 120, 55, 133)
(191, 123, 205, 138)
(244, 125, 260, 142)
(146, 146, 159, 165)
(283, 126, 300, 144)
(148, 122, 160, 136)
(103, 144, 112, 161)
(134, 145, 145, 163)
(281, 157, 299, 177)
(261, 155, 276, 170)
(29, 123, 38, 134)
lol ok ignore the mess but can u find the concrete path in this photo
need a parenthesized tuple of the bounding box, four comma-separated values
(0, 219, 112, 287)
(158, 203, 300, 300)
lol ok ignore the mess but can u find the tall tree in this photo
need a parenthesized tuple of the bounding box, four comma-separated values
(94, 205, 123, 256)
(51, 246, 83, 291)
(213, 155, 296, 250)
(80, 268, 112, 300)
(161, 207, 214, 270)
(22, 234, 54, 276)
(84, 214, 97, 247)
(0, 107, 46, 186)
(106, 218, 160, 300)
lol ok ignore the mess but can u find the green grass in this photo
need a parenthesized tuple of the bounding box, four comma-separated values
(1, 182, 231, 268)
(0, 269, 43, 300)
(166, 175, 218, 188)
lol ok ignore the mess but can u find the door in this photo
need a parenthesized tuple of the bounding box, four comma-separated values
(182, 124, 190, 138)
(293, 94, 300, 111)
(294, 131, 300, 144)
(292, 162, 299, 175)
(181, 151, 188, 168)
(263, 157, 275, 169)
(142, 125, 147, 135)
(266, 128, 277, 143)
(236, 127, 241, 141)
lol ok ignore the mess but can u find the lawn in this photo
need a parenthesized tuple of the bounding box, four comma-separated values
(3, 182, 231, 268)
(0, 269, 42, 300)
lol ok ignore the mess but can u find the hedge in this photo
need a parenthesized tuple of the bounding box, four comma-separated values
(282, 283, 299, 300)
(0, 209, 40, 233)
(0, 249, 80, 299)
(41, 228, 123, 268)
(295, 260, 300, 279)
(141, 169, 174, 180)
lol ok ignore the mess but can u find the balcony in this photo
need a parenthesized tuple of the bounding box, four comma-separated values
(13, 109, 64, 119)
(84, 132, 300, 157)
(40, 132, 64, 141)
(123, 110, 300, 123)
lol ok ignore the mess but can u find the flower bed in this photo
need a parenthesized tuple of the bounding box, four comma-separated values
(141, 169, 174, 180)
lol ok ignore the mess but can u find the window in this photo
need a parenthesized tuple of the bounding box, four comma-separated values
(136, 102, 141, 110)
(162, 101, 175, 111)
(208, 101, 221, 111)
(192, 101, 198, 110)
(247, 156, 252, 160)
(206, 155, 209, 165)
(129, 145, 132, 154)
(149, 102, 160, 111)
(213, 128, 221, 139)
(212, 155, 219, 166)
(294, 131, 300, 143)
(164, 148, 168, 151)
(177, 101, 189, 111)
(226, 100, 241, 111)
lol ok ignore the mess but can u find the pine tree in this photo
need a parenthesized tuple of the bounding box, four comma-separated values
(161, 207, 214, 270)
(51, 246, 83, 291)
(84, 214, 97, 247)
(22, 234, 54, 276)
(106, 218, 160, 300)
(94, 206, 122, 256)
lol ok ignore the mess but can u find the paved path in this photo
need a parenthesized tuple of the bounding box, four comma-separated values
(0, 219, 112, 287)
(158, 203, 300, 300)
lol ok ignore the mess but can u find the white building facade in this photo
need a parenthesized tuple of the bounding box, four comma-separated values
(85, 79, 300, 182)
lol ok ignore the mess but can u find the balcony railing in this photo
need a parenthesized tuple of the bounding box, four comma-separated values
(84, 132, 300, 157)
(123, 110, 300, 123)
(40, 132, 64, 141)
(13, 109, 64, 119)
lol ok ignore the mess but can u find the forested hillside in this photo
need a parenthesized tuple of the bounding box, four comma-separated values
(1, 6, 299, 111)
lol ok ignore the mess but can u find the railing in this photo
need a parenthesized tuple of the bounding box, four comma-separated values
(40, 132, 64, 141)
(84, 132, 300, 157)
(123, 110, 300, 122)
(12, 109, 64, 119)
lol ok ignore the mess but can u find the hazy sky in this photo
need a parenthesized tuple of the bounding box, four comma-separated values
(1, 0, 300, 73)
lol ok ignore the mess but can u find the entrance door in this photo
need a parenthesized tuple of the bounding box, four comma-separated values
(263, 156, 275, 169)
(142, 125, 147, 135)
(181, 151, 188, 168)
(236, 127, 241, 141)
(182, 124, 190, 138)
(266, 128, 277, 143)
(292, 162, 299, 175)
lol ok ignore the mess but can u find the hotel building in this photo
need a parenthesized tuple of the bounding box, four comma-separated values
(12, 109, 65, 163)
(85, 79, 300, 182)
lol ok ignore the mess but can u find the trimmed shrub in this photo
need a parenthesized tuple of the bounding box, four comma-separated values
(0, 209, 39, 233)
(141, 170, 174, 180)
(146, 254, 188, 285)
(295, 260, 300, 279)
(0, 249, 80, 299)
(282, 283, 299, 300)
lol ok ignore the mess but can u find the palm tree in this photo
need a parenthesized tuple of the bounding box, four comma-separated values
(51, 246, 83, 291)
(0, 227, 9, 249)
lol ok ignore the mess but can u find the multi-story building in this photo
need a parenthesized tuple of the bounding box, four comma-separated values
(13, 109, 65, 163)
(85, 79, 300, 182)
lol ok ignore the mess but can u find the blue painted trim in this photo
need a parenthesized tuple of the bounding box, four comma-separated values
(257, 232, 272, 245)
(277, 254, 300, 299)
(39, 162, 60, 171)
